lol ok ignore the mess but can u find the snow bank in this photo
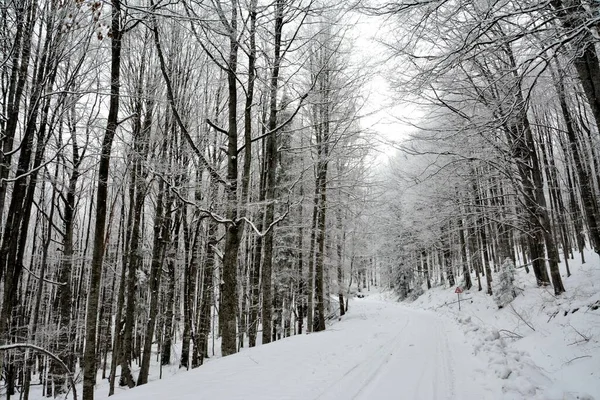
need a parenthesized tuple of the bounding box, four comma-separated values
(409, 250, 600, 400)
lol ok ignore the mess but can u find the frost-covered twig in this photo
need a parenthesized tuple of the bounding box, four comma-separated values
(498, 329, 523, 339)
(509, 304, 535, 331)
(568, 323, 590, 342)
(547, 309, 559, 322)
(562, 355, 591, 365)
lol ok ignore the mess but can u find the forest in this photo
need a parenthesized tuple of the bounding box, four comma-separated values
(0, 0, 599, 399)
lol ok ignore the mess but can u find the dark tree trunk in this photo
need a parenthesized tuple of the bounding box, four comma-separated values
(108, 199, 128, 396)
(261, 0, 285, 345)
(220, 0, 241, 357)
(138, 173, 169, 385)
(422, 251, 432, 290)
(52, 112, 79, 394)
(181, 215, 201, 370)
(457, 217, 472, 290)
(83, 2, 122, 398)
(297, 215, 305, 333)
(550, 0, 600, 137)
(559, 135, 587, 263)
(337, 216, 345, 317)
(553, 65, 600, 256)
(502, 45, 563, 293)
(198, 222, 217, 365)
(471, 177, 491, 294)
(314, 149, 328, 332)
(248, 231, 263, 348)
(306, 185, 319, 333)
(0, 0, 36, 227)
(160, 216, 179, 367)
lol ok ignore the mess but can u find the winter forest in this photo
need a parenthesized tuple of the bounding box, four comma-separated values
(1, 0, 599, 399)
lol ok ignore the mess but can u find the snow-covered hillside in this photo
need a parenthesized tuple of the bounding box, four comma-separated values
(409, 250, 600, 400)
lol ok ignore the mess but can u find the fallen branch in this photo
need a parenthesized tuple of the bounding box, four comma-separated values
(509, 304, 535, 332)
(567, 339, 590, 346)
(568, 323, 591, 343)
(562, 355, 591, 365)
(547, 309, 559, 323)
(498, 329, 523, 339)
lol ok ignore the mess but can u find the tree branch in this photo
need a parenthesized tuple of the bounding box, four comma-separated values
(151, 11, 229, 190)
(0, 343, 77, 400)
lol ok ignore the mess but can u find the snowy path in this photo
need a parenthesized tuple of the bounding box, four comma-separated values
(115, 296, 497, 400)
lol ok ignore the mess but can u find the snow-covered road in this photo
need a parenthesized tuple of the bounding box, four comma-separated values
(317, 304, 459, 400)
(116, 296, 498, 400)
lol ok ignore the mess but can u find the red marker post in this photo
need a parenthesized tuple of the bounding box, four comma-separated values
(455, 287, 463, 310)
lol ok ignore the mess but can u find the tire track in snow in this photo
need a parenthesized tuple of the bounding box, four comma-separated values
(348, 318, 410, 400)
(319, 305, 459, 400)
(313, 309, 410, 400)
(435, 317, 456, 400)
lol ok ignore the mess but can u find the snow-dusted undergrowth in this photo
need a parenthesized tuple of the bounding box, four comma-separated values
(409, 249, 600, 399)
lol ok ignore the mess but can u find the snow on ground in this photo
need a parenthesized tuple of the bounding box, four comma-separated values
(34, 251, 599, 400)
(110, 296, 499, 400)
(109, 251, 600, 400)
(410, 250, 600, 400)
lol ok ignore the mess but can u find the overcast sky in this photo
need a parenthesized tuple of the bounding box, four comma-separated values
(351, 13, 417, 161)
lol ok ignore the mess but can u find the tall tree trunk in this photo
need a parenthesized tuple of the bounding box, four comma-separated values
(248, 225, 263, 347)
(553, 64, 600, 256)
(539, 126, 571, 276)
(314, 143, 328, 332)
(181, 213, 201, 370)
(559, 134, 587, 263)
(83, 1, 122, 398)
(198, 221, 217, 365)
(550, 0, 600, 136)
(336, 203, 345, 316)
(138, 174, 169, 385)
(119, 87, 150, 388)
(160, 216, 179, 367)
(243, 0, 259, 350)
(0, 0, 36, 228)
(261, 0, 284, 346)
(52, 105, 80, 394)
(220, 0, 241, 357)
(296, 178, 305, 334)
(457, 216, 472, 290)
(471, 177, 491, 294)
(503, 45, 564, 293)
(108, 199, 128, 396)
(23, 176, 57, 400)
(306, 190, 319, 333)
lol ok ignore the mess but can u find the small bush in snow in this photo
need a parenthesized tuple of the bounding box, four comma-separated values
(494, 258, 517, 309)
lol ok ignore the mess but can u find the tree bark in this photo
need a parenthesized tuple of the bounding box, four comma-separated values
(261, 0, 284, 345)
(138, 173, 169, 385)
(551, 0, 600, 137)
(553, 65, 600, 255)
(83, 1, 122, 398)
(220, 0, 241, 357)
